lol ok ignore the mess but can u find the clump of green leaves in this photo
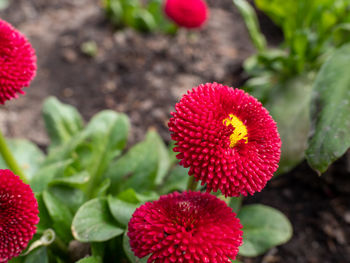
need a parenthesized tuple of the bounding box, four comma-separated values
(234, 0, 350, 174)
(2, 97, 292, 262)
(103, 0, 177, 33)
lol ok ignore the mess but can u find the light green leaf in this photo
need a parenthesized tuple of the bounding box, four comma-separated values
(238, 204, 292, 257)
(267, 74, 314, 174)
(233, 0, 266, 51)
(306, 43, 350, 173)
(49, 171, 90, 187)
(42, 97, 83, 149)
(76, 256, 102, 263)
(72, 198, 124, 242)
(0, 139, 44, 181)
(108, 195, 138, 227)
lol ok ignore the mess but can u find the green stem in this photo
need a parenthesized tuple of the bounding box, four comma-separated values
(0, 129, 28, 183)
(187, 176, 199, 191)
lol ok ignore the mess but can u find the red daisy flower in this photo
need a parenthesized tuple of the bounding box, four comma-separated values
(169, 83, 281, 197)
(164, 0, 209, 29)
(128, 191, 243, 263)
(0, 19, 37, 104)
(0, 169, 39, 262)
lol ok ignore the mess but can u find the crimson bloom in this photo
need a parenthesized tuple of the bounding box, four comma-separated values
(169, 83, 281, 197)
(0, 19, 37, 104)
(128, 191, 243, 263)
(164, 0, 208, 29)
(0, 169, 39, 262)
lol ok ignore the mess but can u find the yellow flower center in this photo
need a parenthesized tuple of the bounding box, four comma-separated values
(223, 114, 248, 148)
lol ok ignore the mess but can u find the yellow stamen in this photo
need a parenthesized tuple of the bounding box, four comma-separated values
(223, 114, 248, 148)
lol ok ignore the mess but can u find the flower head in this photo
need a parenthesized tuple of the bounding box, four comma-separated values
(169, 83, 281, 197)
(0, 169, 39, 262)
(164, 0, 208, 29)
(128, 191, 243, 263)
(0, 19, 37, 104)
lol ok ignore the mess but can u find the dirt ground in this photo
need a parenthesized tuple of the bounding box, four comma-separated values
(1, 0, 349, 262)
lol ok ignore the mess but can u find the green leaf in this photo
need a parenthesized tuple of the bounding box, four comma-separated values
(238, 204, 292, 257)
(233, 0, 266, 51)
(42, 97, 84, 149)
(76, 256, 102, 263)
(49, 171, 90, 187)
(106, 129, 169, 194)
(72, 198, 124, 242)
(160, 166, 189, 194)
(31, 159, 73, 192)
(84, 111, 129, 193)
(108, 195, 138, 227)
(35, 193, 52, 234)
(267, 74, 314, 174)
(117, 188, 159, 204)
(24, 247, 48, 263)
(122, 231, 149, 263)
(47, 185, 86, 214)
(42, 190, 73, 242)
(229, 196, 243, 214)
(307, 43, 350, 173)
(0, 139, 44, 181)
(0, 0, 8, 10)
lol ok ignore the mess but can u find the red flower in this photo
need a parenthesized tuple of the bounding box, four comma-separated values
(164, 0, 208, 29)
(0, 169, 39, 262)
(169, 83, 281, 197)
(128, 191, 243, 263)
(0, 19, 37, 104)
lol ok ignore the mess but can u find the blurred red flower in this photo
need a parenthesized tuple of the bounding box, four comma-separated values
(128, 191, 243, 263)
(169, 83, 281, 197)
(164, 0, 208, 29)
(0, 169, 39, 262)
(0, 19, 37, 104)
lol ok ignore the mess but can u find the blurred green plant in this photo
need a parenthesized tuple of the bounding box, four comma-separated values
(234, 0, 350, 174)
(103, 0, 177, 33)
(1, 97, 291, 262)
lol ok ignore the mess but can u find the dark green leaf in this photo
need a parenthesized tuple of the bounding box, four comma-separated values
(306, 43, 350, 173)
(122, 231, 148, 263)
(267, 74, 314, 174)
(238, 204, 292, 257)
(35, 193, 52, 234)
(106, 129, 169, 194)
(24, 247, 48, 263)
(72, 198, 124, 242)
(43, 190, 73, 242)
(84, 111, 129, 192)
(160, 166, 189, 194)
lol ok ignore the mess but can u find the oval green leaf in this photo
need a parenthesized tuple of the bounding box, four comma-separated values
(72, 198, 124, 242)
(238, 204, 292, 257)
(306, 43, 350, 173)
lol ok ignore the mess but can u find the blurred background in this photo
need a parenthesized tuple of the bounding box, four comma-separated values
(0, 0, 349, 262)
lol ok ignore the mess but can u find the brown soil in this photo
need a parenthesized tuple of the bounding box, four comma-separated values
(1, 0, 349, 263)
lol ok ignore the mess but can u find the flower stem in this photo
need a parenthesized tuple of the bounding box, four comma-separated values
(0, 129, 28, 183)
(187, 176, 199, 191)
